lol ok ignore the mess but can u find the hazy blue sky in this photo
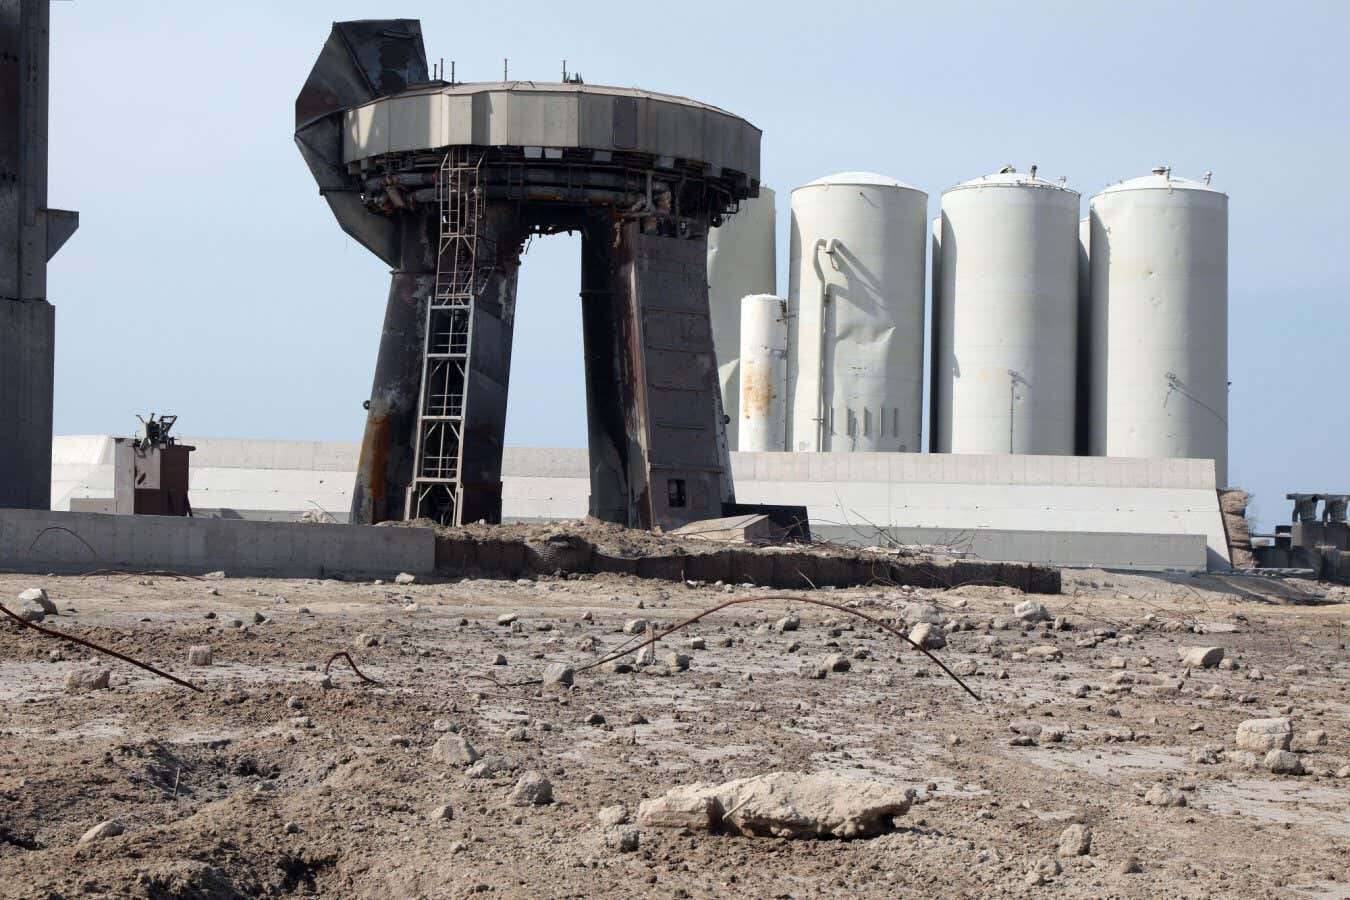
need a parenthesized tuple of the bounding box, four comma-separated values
(46, 1, 1349, 528)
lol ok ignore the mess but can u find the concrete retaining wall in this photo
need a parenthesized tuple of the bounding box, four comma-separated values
(0, 508, 434, 578)
(809, 526, 1207, 573)
(51, 437, 1228, 571)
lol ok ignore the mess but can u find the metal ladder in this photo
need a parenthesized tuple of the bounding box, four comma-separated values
(405, 150, 484, 524)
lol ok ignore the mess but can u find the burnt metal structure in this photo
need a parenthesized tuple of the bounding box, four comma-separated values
(296, 19, 761, 531)
(0, 0, 77, 509)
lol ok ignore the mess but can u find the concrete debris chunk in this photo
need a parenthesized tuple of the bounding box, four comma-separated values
(598, 803, 629, 827)
(15, 598, 47, 622)
(355, 633, 378, 648)
(431, 733, 479, 766)
(1263, 749, 1306, 775)
(496, 613, 518, 626)
(1027, 644, 1063, 661)
(544, 663, 575, 687)
(623, 619, 648, 635)
(466, 756, 515, 779)
(823, 653, 851, 673)
(637, 772, 913, 839)
(601, 826, 640, 852)
(903, 603, 943, 625)
(1013, 600, 1052, 623)
(660, 651, 690, 671)
(64, 667, 111, 693)
(1143, 784, 1187, 807)
(1057, 823, 1092, 858)
(509, 770, 554, 806)
(78, 819, 124, 844)
(18, 588, 56, 614)
(774, 615, 800, 633)
(908, 622, 946, 650)
(187, 645, 213, 666)
(1236, 718, 1292, 753)
(394, 572, 416, 585)
(1180, 646, 1224, 668)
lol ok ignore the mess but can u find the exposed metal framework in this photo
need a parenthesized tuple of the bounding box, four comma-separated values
(406, 151, 484, 524)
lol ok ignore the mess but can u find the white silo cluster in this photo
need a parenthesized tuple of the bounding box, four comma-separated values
(704, 165, 1229, 484)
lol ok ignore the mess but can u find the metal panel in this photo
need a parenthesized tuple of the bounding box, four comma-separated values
(341, 82, 761, 181)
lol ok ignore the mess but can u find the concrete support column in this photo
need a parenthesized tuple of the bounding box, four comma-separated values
(350, 213, 434, 525)
(579, 214, 629, 524)
(456, 207, 525, 525)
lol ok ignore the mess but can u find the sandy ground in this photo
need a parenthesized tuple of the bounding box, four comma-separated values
(1, 565, 1349, 898)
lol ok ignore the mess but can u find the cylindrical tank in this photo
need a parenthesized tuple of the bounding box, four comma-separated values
(738, 294, 788, 451)
(707, 187, 776, 451)
(1089, 167, 1228, 485)
(787, 172, 927, 452)
(933, 167, 1080, 455)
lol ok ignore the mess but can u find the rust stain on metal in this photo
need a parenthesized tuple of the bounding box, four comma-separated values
(741, 366, 774, 418)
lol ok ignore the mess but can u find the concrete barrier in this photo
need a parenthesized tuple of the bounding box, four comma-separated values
(809, 526, 1208, 573)
(0, 508, 434, 578)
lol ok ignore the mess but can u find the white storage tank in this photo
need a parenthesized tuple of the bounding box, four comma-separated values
(738, 294, 788, 451)
(1089, 167, 1228, 485)
(787, 172, 927, 452)
(933, 167, 1080, 455)
(707, 187, 776, 451)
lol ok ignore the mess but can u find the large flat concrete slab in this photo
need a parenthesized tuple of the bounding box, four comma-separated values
(0, 508, 433, 578)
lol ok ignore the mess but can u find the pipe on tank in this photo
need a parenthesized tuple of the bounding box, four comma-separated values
(810, 238, 838, 452)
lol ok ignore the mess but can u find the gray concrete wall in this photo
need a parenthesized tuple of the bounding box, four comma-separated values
(0, 299, 54, 509)
(810, 525, 1208, 573)
(0, 508, 434, 578)
(51, 436, 1229, 571)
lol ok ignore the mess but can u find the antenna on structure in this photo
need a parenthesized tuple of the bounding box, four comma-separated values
(450, 61, 456, 85)
(1058, 175, 1067, 186)
(562, 59, 567, 82)
(999, 164, 1015, 174)
(504, 58, 509, 81)
(1203, 171, 1213, 185)
(1029, 164, 1038, 180)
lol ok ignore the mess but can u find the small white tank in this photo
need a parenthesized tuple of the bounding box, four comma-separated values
(738, 294, 788, 451)
(1089, 167, 1228, 485)
(933, 167, 1080, 455)
(707, 187, 776, 451)
(787, 172, 927, 452)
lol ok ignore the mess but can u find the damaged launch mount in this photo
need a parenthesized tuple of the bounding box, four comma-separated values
(296, 20, 761, 531)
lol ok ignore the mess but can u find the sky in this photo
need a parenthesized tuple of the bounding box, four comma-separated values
(44, 0, 1350, 530)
